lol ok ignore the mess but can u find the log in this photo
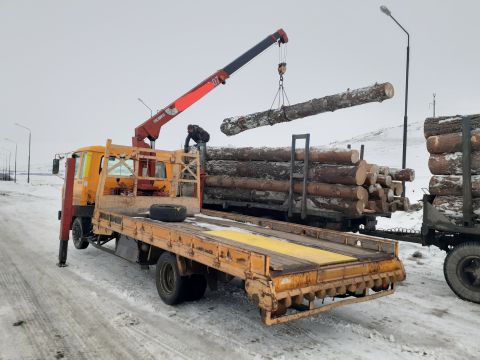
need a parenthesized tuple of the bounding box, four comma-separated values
(370, 187, 385, 200)
(368, 183, 382, 194)
(426, 130, 480, 154)
(424, 114, 480, 138)
(365, 172, 378, 186)
(375, 199, 388, 213)
(385, 188, 394, 202)
(204, 187, 287, 205)
(388, 202, 398, 213)
(221, 82, 395, 136)
(377, 175, 392, 187)
(392, 181, 403, 196)
(204, 175, 368, 200)
(428, 152, 480, 175)
(429, 175, 480, 197)
(203, 187, 364, 215)
(205, 160, 367, 185)
(393, 197, 410, 211)
(206, 147, 360, 165)
(432, 195, 480, 220)
(367, 200, 379, 212)
(378, 166, 390, 176)
(308, 196, 364, 215)
(389, 168, 415, 182)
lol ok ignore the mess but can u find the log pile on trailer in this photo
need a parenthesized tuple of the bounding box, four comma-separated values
(203, 146, 413, 218)
(426, 114, 480, 222)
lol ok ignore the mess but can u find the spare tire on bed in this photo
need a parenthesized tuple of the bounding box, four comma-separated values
(150, 204, 187, 222)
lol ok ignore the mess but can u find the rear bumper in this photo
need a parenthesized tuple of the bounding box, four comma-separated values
(246, 258, 406, 325)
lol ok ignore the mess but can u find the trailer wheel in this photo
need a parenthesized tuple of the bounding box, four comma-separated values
(150, 204, 187, 222)
(72, 217, 89, 250)
(185, 274, 207, 301)
(444, 241, 480, 304)
(155, 252, 187, 305)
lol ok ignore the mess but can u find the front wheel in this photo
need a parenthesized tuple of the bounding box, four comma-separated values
(444, 241, 480, 304)
(72, 217, 90, 250)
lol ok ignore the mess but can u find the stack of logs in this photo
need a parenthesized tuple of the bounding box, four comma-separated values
(203, 147, 413, 217)
(426, 114, 480, 222)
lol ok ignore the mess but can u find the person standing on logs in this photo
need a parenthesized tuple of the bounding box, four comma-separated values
(184, 125, 210, 170)
(184, 124, 210, 153)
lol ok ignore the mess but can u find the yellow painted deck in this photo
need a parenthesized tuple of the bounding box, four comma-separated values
(204, 230, 357, 266)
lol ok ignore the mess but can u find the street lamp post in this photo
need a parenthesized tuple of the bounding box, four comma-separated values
(380, 5, 410, 197)
(5, 138, 17, 183)
(0, 149, 10, 181)
(15, 123, 31, 183)
(138, 98, 153, 117)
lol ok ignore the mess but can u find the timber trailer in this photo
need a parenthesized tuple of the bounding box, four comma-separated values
(55, 29, 406, 325)
(363, 116, 480, 304)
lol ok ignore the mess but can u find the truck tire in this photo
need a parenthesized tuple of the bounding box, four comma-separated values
(155, 252, 187, 305)
(72, 217, 89, 250)
(150, 204, 187, 222)
(444, 241, 480, 304)
(185, 274, 207, 301)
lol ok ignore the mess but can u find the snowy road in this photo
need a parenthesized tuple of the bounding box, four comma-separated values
(1, 176, 479, 360)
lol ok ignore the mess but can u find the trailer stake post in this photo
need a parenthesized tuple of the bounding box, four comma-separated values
(462, 116, 473, 227)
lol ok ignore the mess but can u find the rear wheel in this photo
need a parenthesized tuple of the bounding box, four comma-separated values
(72, 217, 90, 250)
(155, 252, 187, 305)
(184, 274, 207, 301)
(444, 241, 480, 304)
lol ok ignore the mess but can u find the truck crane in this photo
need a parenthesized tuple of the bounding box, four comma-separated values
(54, 29, 406, 325)
(133, 29, 288, 149)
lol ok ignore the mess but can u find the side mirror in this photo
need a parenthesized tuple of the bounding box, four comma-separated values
(52, 158, 60, 175)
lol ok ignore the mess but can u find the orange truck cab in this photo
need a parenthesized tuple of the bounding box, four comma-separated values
(62, 145, 174, 221)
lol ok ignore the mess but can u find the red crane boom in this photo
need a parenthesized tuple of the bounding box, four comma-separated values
(133, 29, 288, 148)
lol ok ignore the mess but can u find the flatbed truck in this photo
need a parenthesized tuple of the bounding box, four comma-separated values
(57, 141, 405, 325)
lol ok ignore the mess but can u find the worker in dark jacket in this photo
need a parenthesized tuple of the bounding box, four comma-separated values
(184, 124, 210, 153)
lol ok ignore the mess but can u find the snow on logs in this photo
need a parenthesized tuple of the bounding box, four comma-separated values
(206, 147, 360, 165)
(203, 146, 412, 217)
(220, 83, 395, 136)
(425, 114, 480, 223)
(424, 114, 480, 138)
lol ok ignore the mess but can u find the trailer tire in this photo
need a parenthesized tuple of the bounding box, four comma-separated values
(444, 241, 480, 304)
(72, 217, 89, 250)
(155, 252, 187, 305)
(185, 274, 207, 301)
(150, 204, 187, 222)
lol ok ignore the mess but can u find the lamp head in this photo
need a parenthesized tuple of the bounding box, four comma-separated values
(380, 5, 391, 16)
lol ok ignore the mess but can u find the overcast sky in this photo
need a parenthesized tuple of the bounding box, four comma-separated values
(1, 0, 479, 171)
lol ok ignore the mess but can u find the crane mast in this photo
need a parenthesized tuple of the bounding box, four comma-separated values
(133, 29, 288, 148)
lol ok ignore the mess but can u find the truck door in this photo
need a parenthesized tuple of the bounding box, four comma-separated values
(72, 152, 90, 205)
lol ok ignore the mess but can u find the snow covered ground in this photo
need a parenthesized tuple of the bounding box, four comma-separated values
(1, 124, 480, 360)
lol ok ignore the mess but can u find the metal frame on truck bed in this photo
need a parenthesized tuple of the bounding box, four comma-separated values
(58, 140, 405, 325)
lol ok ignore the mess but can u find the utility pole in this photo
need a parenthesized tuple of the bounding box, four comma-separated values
(15, 123, 31, 183)
(430, 93, 436, 118)
(5, 138, 17, 183)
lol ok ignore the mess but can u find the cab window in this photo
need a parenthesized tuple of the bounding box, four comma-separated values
(79, 152, 92, 179)
(107, 157, 134, 177)
(73, 152, 83, 179)
(156, 162, 166, 178)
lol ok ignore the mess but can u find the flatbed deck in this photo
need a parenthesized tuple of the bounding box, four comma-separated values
(94, 207, 405, 324)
